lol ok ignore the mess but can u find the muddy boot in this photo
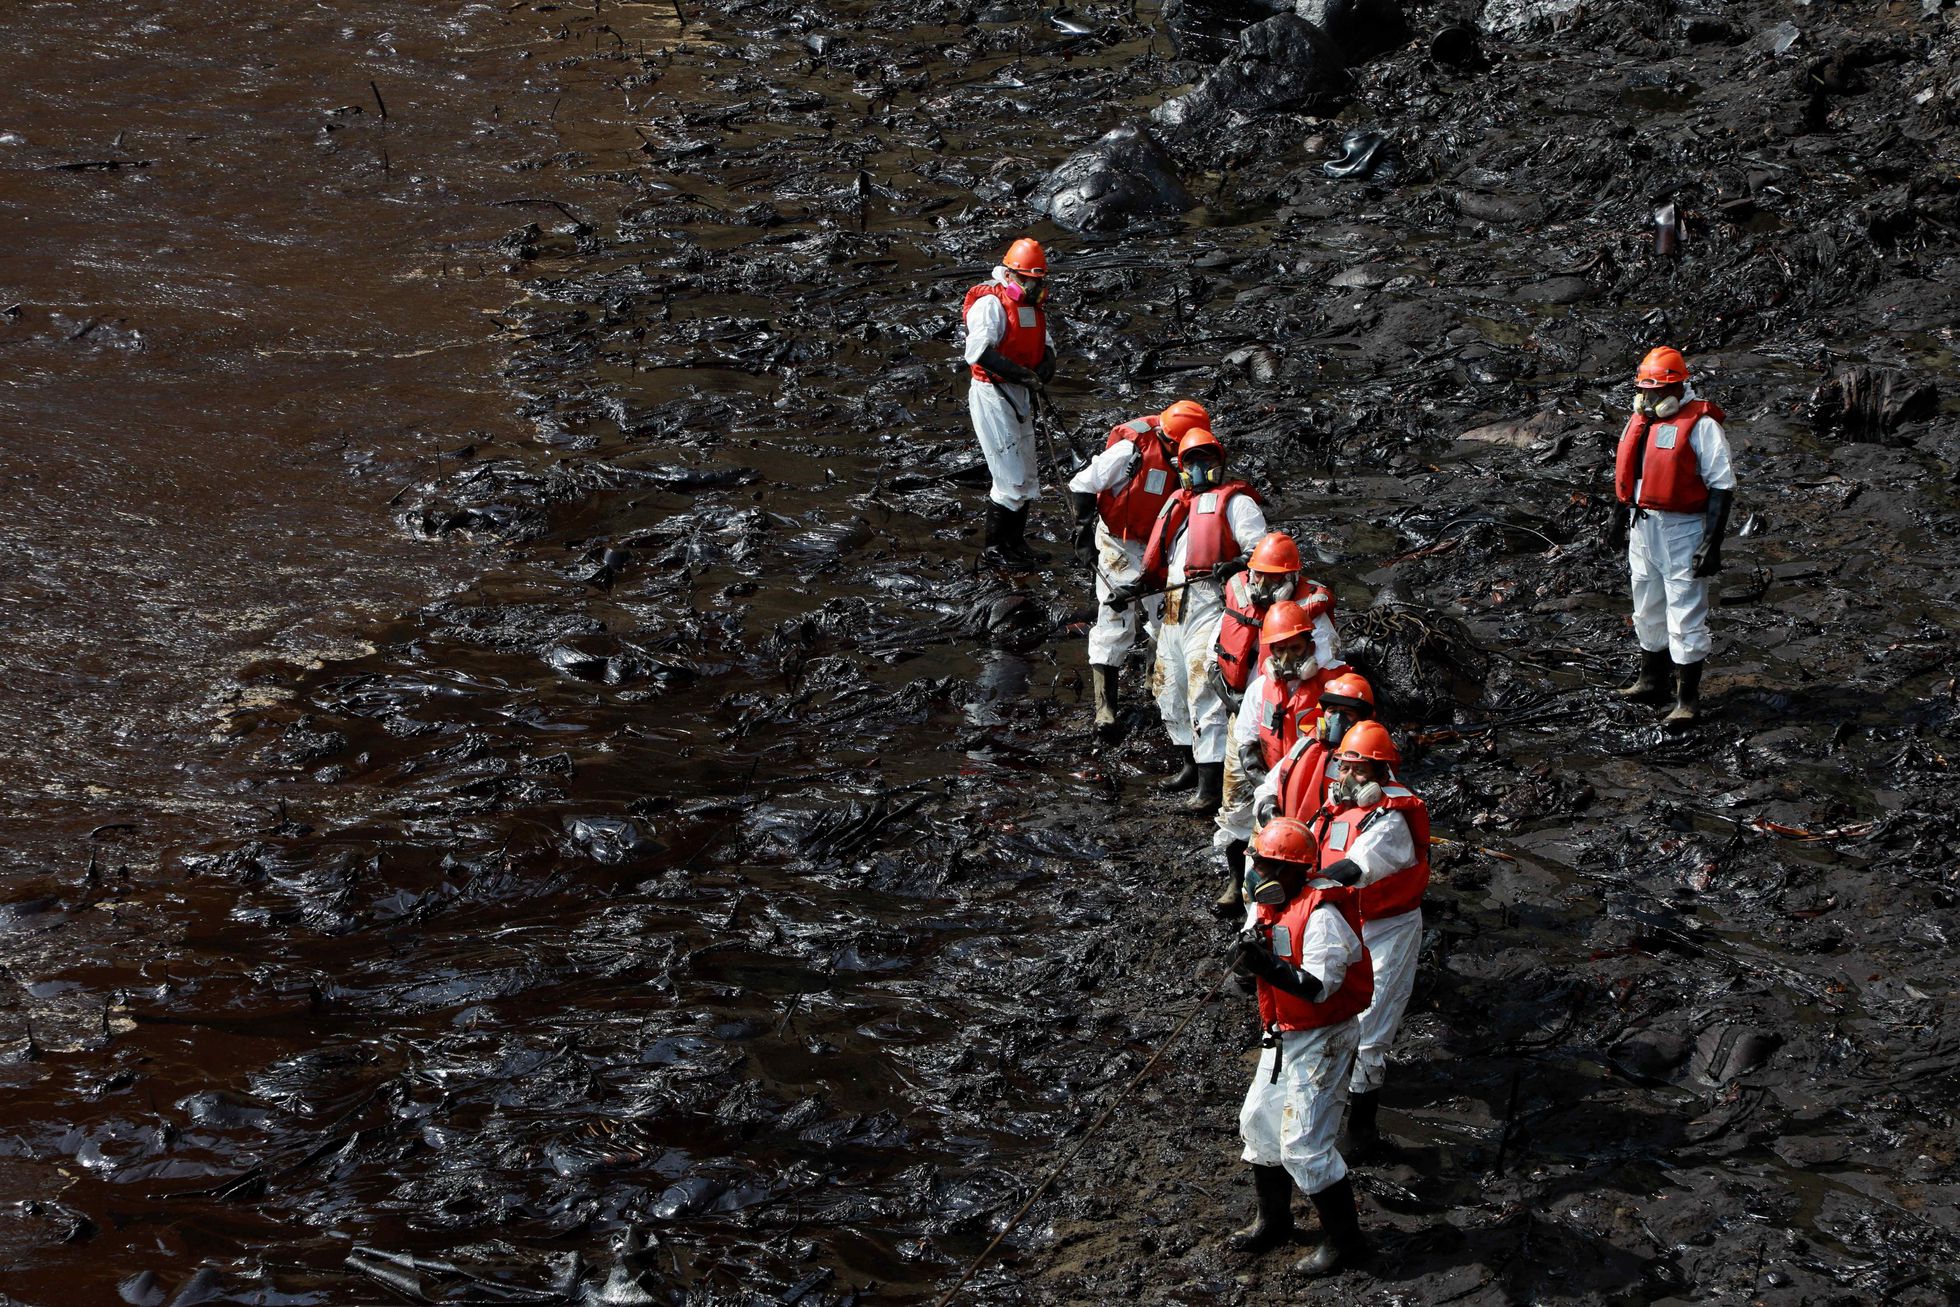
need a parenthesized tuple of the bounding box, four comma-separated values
(1227, 1164, 1297, 1254)
(1185, 762, 1224, 814)
(1000, 505, 1049, 566)
(1296, 1177, 1370, 1277)
(1090, 664, 1121, 740)
(1664, 659, 1705, 727)
(1213, 839, 1248, 916)
(982, 501, 1012, 563)
(1343, 1090, 1385, 1161)
(1159, 746, 1198, 793)
(1616, 647, 1672, 704)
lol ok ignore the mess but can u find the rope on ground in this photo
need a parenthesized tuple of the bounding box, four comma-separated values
(929, 962, 1239, 1307)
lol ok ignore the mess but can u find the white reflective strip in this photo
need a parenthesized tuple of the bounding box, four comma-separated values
(1198, 492, 1218, 512)
(1328, 822, 1351, 852)
(1144, 468, 1167, 495)
(1017, 307, 1038, 328)
(1383, 786, 1413, 797)
(1270, 924, 1293, 959)
(1654, 424, 1679, 449)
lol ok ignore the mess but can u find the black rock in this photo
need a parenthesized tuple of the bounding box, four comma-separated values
(1291, 0, 1411, 63)
(1150, 14, 1350, 152)
(1030, 122, 1195, 233)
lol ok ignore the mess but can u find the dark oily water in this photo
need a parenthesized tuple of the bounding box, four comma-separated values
(4, 0, 1960, 1304)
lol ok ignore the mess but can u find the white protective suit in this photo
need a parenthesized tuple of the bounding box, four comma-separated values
(1213, 623, 1344, 854)
(1239, 894, 1365, 1196)
(1150, 491, 1267, 760)
(962, 269, 1049, 512)
(1068, 441, 1164, 667)
(1321, 802, 1421, 1095)
(1627, 384, 1735, 665)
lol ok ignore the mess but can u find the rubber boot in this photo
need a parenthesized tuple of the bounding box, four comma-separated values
(1159, 746, 1199, 793)
(1213, 839, 1248, 915)
(1664, 659, 1705, 727)
(1616, 647, 1672, 704)
(1185, 762, 1225, 814)
(1295, 1177, 1370, 1277)
(1227, 1164, 1297, 1254)
(1090, 664, 1121, 740)
(1343, 1090, 1384, 1161)
(982, 501, 1011, 561)
(1001, 505, 1049, 566)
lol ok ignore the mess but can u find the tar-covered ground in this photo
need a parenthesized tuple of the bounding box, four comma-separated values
(1, 0, 1957, 1303)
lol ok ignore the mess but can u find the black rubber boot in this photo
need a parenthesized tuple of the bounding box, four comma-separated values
(1665, 658, 1705, 727)
(1296, 1176, 1370, 1277)
(1090, 664, 1120, 740)
(1227, 1164, 1297, 1254)
(1000, 505, 1049, 566)
(982, 501, 1011, 560)
(1159, 746, 1199, 792)
(1213, 839, 1248, 915)
(1185, 761, 1224, 814)
(1343, 1090, 1384, 1161)
(1616, 647, 1672, 704)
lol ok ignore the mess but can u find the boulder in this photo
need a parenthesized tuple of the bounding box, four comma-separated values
(1292, 0, 1411, 63)
(1029, 122, 1195, 233)
(1150, 14, 1349, 151)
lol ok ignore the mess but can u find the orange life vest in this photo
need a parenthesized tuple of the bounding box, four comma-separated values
(961, 283, 1047, 384)
(1613, 400, 1723, 514)
(1253, 887, 1374, 1033)
(1096, 417, 1180, 543)
(1140, 482, 1261, 588)
(1312, 784, 1431, 922)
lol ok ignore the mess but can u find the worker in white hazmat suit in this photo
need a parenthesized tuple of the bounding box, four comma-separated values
(959, 237, 1055, 566)
(1607, 345, 1736, 726)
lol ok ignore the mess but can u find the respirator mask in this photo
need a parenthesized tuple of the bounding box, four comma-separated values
(1636, 390, 1683, 419)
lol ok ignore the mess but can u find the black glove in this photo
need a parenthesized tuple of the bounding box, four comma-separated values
(1320, 857, 1362, 886)
(1207, 664, 1242, 714)
(1253, 793, 1279, 827)
(1607, 502, 1630, 552)
(975, 346, 1038, 389)
(1035, 353, 1057, 384)
(1106, 582, 1145, 612)
(1228, 936, 1323, 999)
(1692, 488, 1732, 578)
(1070, 492, 1099, 567)
(1238, 738, 1267, 781)
(1211, 557, 1249, 583)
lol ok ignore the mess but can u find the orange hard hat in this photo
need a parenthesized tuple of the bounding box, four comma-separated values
(1248, 532, 1302, 575)
(1335, 719, 1401, 765)
(1176, 428, 1224, 463)
(1159, 399, 1211, 442)
(1636, 346, 1689, 389)
(1260, 600, 1314, 648)
(1252, 817, 1320, 867)
(1002, 237, 1047, 277)
(1322, 671, 1375, 709)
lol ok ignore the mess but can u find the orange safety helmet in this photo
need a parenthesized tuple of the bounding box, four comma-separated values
(1159, 399, 1211, 442)
(1176, 428, 1224, 464)
(1636, 346, 1689, 389)
(1252, 816, 1320, 867)
(1248, 532, 1302, 575)
(1321, 671, 1375, 709)
(1335, 719, 1401, 765)
(1002, 237, 1047, 278)
(1260, 600, 1314, 648)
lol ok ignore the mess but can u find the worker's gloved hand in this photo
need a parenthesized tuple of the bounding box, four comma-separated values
(1070, 492, 1099, 568)
(1106, 582, 1148, 612)
(1238, 738, 1267, 782)
(1608, 503, 1630, 552)
(1035, 354, 1057, 384)
(1693, 488, 1732, 578)
(1211, 557, 1249, 583)
(1229, 936, 1323, 999)
(1253, 793, 1279, 827)
(976, 346, 1038, 389)
(1319, 857, 1363, 886)
(1206, 664, 1241, 714)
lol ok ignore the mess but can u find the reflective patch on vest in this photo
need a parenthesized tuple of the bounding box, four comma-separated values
(1144, 468, 1167, 495)
(1270, 924, 1292, 959)
(1262, 699, 1282, 731)
(1654, 424, 1679, 449)
(1017, 307, 1038, 328)
(1126, 419, 1151, 435)
(1327, 821, 1351, 852)
(1198, 492, 1218, 512)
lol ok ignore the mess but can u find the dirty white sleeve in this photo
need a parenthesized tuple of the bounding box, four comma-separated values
(1068, 441, 1136, 495)
(1690, 417, 1736, 492)
(1235, 678, 1266, 745)
(1311, 612, 1342, 669)
(1227, 495, 1269, 552)
(1299, 901, 1362, 995)
(1347, 810, 1415, 886)
(962, 294, 1005, 364)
